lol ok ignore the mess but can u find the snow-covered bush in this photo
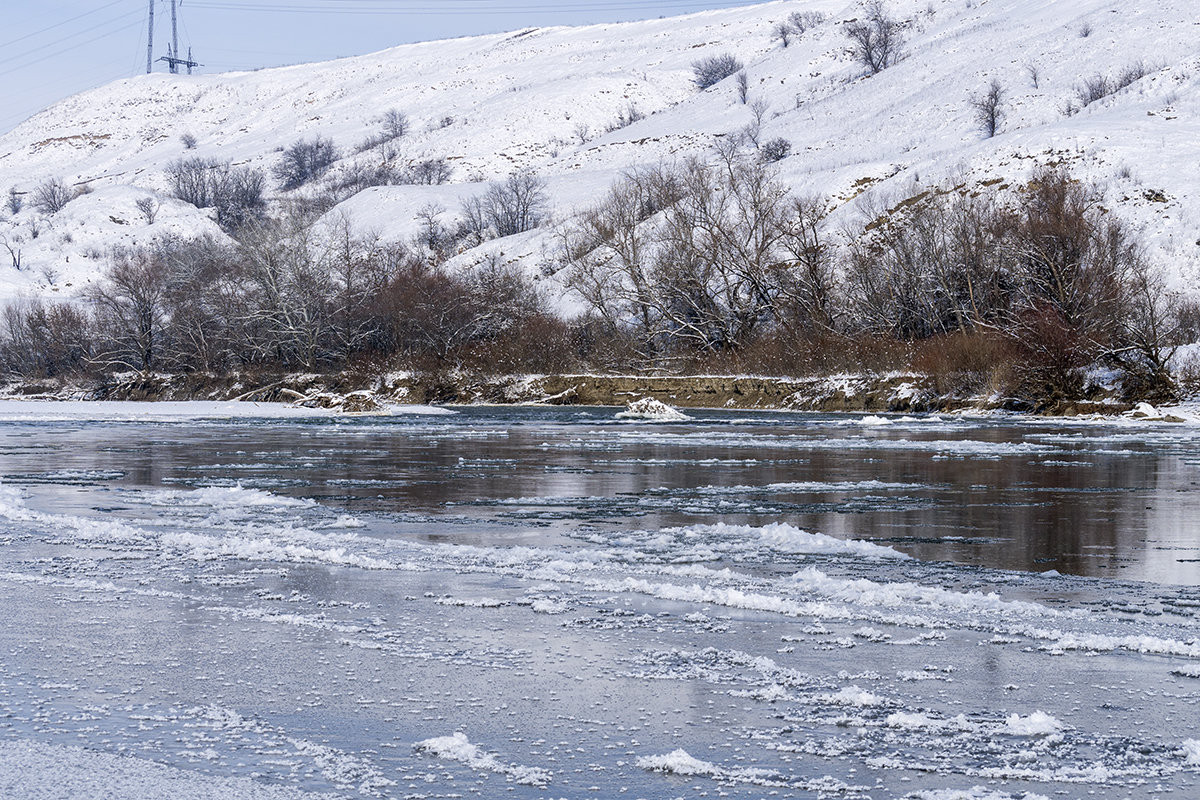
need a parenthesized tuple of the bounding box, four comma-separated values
(692, 53, 743, 90)
(759, 137, 792, 163)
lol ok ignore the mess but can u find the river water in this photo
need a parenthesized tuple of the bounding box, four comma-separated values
(0, 404, 1197, 799)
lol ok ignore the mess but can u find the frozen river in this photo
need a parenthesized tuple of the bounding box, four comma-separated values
(0, 403, 1198, 799)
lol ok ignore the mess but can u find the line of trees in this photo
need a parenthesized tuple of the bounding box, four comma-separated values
(0, 151, 1186, 405)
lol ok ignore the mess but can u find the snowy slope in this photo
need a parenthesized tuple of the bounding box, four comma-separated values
(0, 0, 1197, 307)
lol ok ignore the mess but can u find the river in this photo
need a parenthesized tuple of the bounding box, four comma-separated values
(0, 402, 1197, 799)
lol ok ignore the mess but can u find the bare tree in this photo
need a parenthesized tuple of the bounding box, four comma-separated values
(136, 196, 160, 225)
(87, 248, 171, 372)
(774, 22, 792, 48)
(5, 188, 21, 215)
(844, 0, 905, 75)
(692, 53, 744, 90)
(180, 132, 198, 149)
(480, 171, 549, 239)
(381, 109, 409, 141)
(0, 234, 21, 271)
(971, 79, 1005, 138)
(166, 158, 265, 231)
(32, 178, 72, 214)
(736, 70, 750, 104)
(1025, 62, 1040, 89)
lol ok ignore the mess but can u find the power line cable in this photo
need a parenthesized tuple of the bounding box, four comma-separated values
(0, 9, 146, 68)
(0, 0, 128, 50)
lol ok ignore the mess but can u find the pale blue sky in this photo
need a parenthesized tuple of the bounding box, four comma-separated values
(1, 0, 764, 134)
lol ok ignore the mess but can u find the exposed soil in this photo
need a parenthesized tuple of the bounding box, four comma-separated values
(0, 370, 1137, 416)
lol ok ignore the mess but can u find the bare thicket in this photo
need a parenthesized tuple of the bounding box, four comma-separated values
(692, 53, 744, 90)
(404, 157, 453, 185)
(971, 79, 1005, 138)
(166, 157, 267, 231)
(0, 300, 91, 377)
(458, 172, 548, 244)
(563, 149, 828, 354)
(32, 178, 72, 215)
(844, 1, 905, 75)
(274, 136, 338, 190)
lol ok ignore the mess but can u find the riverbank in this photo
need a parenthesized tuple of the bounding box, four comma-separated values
(0, 368, 1144, 417)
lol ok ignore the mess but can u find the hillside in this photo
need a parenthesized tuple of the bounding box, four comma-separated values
(0, 0, 1197, 311)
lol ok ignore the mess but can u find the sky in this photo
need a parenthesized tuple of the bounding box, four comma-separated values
(0, 0, 768, 135)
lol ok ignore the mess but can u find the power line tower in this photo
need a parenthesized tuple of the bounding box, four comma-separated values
(154, 0, 202, 75)
(146, 0, 154, 74)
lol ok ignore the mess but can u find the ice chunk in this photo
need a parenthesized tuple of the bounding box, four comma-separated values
(615, 397, 692, 422)
(414, 732, 551, 787)
(1004, 710, 1064, 736)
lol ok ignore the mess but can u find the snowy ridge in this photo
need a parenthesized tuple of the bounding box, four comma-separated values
(0, 0, 1198, 308)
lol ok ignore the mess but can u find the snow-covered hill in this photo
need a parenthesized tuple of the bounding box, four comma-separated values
(0, 0, 1197, 308)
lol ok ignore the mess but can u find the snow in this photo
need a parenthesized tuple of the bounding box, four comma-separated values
(0, 739, 341, 800)
(3, 0, 1200, 312)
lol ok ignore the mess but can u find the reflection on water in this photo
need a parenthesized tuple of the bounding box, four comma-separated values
(3, 406, 1199, 584)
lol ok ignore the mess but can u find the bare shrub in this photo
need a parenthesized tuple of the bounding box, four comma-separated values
(1078, 21, 1093, 38)
(274, 136, 338, 190)
(1025, 62, 1040, 89)
(736, 70, 750, 104)
(971, 79, 1005, 138)
(1075, 74, 1112, 106)
(180, 132, 198, 149)
(0, 234, 22, 270)
(692, 53, 744, 90)
(1114, 60, 1152, 91)
(759, 137, 792, 163)
(32, 178, 72, 214)
(5, 188, 21, 215)
(844, 0, 905, 75)
(788, 10, 827, 34)
(604, 104, 645, 133)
